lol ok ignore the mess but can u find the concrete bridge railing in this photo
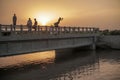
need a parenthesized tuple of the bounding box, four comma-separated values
(0, 24, 99, 36)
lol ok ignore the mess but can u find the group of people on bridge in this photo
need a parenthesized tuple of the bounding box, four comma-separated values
(26, 18, 38, 31)
(12, 14, 63, 31)
(13, 14, 38, 31)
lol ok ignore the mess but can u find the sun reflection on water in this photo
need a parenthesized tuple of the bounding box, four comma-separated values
(0, 50, 55, 68)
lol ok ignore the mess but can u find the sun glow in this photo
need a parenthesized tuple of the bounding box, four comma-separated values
(34, 13, 54, 26)
(37, 16, 50, 25)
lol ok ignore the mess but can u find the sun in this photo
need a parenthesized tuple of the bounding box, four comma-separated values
(37, 16, 50, 25)
(33, 12, 55, 26)
(36, 15, 51, 26)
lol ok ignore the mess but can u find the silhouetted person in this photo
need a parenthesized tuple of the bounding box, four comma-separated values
(33, 18, 38, 31)
(27, 18, 32, 31)
(13, 14, 17, 25)
(13, 14, 17, 30)
(54, 17, 63, 27)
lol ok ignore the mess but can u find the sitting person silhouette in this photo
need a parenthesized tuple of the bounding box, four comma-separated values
(33, 18, 38, 31)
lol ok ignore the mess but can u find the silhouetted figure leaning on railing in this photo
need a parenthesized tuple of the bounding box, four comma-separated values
(54, 17, 63, 27)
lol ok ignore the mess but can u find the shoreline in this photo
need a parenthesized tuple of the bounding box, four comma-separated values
(97, 35, 120, 50)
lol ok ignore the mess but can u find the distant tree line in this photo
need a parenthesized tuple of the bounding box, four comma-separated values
(101, 29, 120, 35)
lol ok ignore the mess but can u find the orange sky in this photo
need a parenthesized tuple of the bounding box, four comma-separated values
(0, 0, 120, 30)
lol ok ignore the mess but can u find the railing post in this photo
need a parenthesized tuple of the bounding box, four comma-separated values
(52, 27, 54, 34)
(0, 24, 1, 32)
(78, 27, 80, 33)
(91, 28, 94, 32)
(13, 25, 16, 31)
(0, 24, 1, 36)
(38, 26, 40, 31)
(53, 27, 55, 34)
(71, 27, 73, 33)
(86, 27, 88, 33)
(59, 27, 62, 34)
(60, 27, 63, 34)
(73, 27, 75, 33)
(76, 27, 78, 33)
(30, 25, 32, 32)
(5, 26, 7, 31)
(58, 27, 60, 34)
(82, 27, 84, 33)
(96, 28, 99, 33)
(75, 27, 77, 33)
(70, 27, 73, 33)
(65, 27, 68, 33)
(20, 25, 23, 33)
(79, 27, 81, 32)
(76, 27, 78, 32)
(63, 27, 65, 33)
(45, 26, 47, 31)
(49, 27, 52, 34)
(68, 27, 69, 33)
(61, 27, 63, 33)
(89, 28, 91, 32)
(55, 27, 57, 34)
(41, 26, 43, 32)
(74, 27, 76, 33)
(10, 24, 13, 32)
(63, 27, 66, 34)
(93, 28, 95, 33)
(45, 26, 48, 34)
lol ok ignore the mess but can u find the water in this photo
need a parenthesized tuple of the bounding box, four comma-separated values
(0, 49, 120, 80)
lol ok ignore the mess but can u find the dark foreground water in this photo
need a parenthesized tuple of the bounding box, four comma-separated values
(0, 49, 120, 80)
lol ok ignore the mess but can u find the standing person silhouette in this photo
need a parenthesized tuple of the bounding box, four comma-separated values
(13, 14, 17, 30)
(33, 18, 38, 31)
(27, 18, 32, 31)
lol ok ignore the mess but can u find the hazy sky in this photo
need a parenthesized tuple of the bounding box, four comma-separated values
(0, 0, 120, 30)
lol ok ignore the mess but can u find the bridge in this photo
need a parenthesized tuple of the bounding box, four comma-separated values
(0, 24, 99, 56)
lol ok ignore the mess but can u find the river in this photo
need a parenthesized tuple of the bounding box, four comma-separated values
(0, 49, 120, 80)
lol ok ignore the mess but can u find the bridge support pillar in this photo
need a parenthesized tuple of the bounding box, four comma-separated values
(90, 36, 97, 50)
(91, 43, 96, 50)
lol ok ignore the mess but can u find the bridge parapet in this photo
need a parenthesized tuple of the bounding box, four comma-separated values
(0, 24, 99, 36)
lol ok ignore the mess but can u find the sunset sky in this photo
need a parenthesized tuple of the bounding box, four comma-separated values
(0, 0, 120, 30)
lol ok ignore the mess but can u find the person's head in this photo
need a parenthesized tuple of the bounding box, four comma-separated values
(34, 18, 36, 21)
(14, 14, 16, 16)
